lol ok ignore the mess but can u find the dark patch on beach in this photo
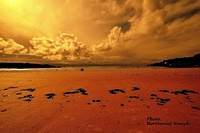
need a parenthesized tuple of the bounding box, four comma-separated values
(150, 94, 157, 97)
(132, 87, 140, 91)
(159, 90, 169, 93)
(191, 106, 200, 110)
(129, 96, 139, 99)
(150, 94, 157, 99)
(92, 100, 101, 103)
(24, 99, 32, 102)
(109, 89, 125, 94)
(101, 105, 106, 108)
(80, 68, 84, 71)
(120, 104, 124, 107)
(156, 98, 170, 105)
(5, 86, 17, 90)
(1, 86, 17, 91)
(45, 93, 56, 99)
(171, 89, 198, 95)
(18, 94, 34, 102)
(1, 109, 7, 112)
(63, 88, 88, 96)
(16, 92, 22, 95)
(88, 100, 101, 105)
(63, 91, 77, 95)
(142, 104, 150, 108)
(77, 88, 88, 95)
(8, 86, 17, 89)
(171, 89, 198, 104)
(2, 94, 11, 97)
(23, 94, 34, 99)
(150, 94, 170, 105)
(188, 101, 194, 103)
(20, 88, 35, 92)
(157, 103, 164, 106)
(185, 96, 191, 100)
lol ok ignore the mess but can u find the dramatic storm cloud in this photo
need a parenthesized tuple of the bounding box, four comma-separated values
(0, 0, 200, 65)
(92, 0, 200, 64)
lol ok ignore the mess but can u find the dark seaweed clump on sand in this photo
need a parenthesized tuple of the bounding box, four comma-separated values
(129, 96, 139, 99)
(191, 106, 200, 110)
(91, 100, 101, 102)
(87, 100, 102, 105)
(0, 87, 17, 92)
(159, 90, 169, 93)
(45, 93, 56, 99)
(20, 88, 35, 92)
(63, 88, 88, 96)
(132, 87, 140, 91)
(109, 89, 126, 94)
(150, 94, 157, 99)
(156, 98, 170, 105)
(150, 93, 170, 105)
(1, 109, 7, 112)
(171, 89, 198, 95)
(18, 94, 34, 102)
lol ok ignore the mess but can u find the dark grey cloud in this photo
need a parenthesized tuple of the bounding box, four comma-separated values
(183, 0, 198, 6)
(160, 0, 180, 8)
(117, 22, 131, 33)
(165, 6, 200, 24)
(115, 0, 127, 5)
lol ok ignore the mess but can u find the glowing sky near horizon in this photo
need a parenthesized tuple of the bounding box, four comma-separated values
(0, 0, 200, 65)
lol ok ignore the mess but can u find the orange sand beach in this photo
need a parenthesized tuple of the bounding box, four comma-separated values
(0, 67, 200, 133)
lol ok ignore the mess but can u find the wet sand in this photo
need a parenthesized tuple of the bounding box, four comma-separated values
(0, 67, 200, 133)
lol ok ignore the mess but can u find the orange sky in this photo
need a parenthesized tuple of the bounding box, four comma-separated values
(0, 0, 200, 65)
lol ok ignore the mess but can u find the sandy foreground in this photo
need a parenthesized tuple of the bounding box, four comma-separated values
(0, 67, 199, 133)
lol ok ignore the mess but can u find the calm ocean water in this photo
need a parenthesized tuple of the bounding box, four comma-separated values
(0, 66, 161, 72)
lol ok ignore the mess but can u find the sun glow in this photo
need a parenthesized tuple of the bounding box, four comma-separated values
(4, 0, 23, 7)
(4, 0, 22, 6)
(8, 0, 18, 3)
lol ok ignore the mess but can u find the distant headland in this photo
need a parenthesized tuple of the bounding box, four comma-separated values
(149, 54, 200, 68)
(0, 63, 57, 69)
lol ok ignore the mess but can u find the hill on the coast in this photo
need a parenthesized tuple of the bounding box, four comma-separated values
(0, 63, 56, 68)
(149, 54, 200, 67)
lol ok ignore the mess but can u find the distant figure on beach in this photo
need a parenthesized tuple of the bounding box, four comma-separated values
(80, 68, 84, 72)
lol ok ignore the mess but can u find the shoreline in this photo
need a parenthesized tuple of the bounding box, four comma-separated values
(0, 68, 199, 132)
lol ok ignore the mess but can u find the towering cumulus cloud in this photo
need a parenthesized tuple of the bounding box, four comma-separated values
(0, 38, 27, 54)
(94, 27, 122, 52)
(30, 32, 91, 61)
